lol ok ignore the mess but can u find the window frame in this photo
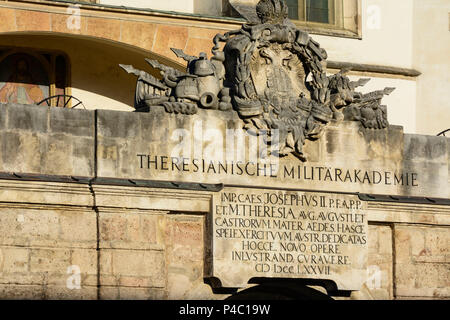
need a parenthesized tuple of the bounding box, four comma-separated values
(288, 0, 362, 39)
(292, 0, 337, 26)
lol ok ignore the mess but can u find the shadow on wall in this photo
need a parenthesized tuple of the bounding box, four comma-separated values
(0, 33, 184, 111)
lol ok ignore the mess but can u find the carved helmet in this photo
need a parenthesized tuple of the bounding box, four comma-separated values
(193, 53, 215, 76)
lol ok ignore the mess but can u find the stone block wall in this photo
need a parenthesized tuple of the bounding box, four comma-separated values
(0, 103, 95, 177)
(0, 103, 448, 299)
(0, 188, 218, 300)
(1, 186, 447, 300)
(97, 209, 212, 299)
(394, 225, 449, 299)
(0, 202, 97, 299)
(366, 224, 394, 300)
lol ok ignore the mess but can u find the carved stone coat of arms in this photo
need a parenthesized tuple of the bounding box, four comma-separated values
(121, 0, 394, 161)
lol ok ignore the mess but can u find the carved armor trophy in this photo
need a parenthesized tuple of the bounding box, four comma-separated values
(120, 0, 394, 161)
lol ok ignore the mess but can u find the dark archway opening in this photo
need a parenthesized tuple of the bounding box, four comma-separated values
(225, 280, 334, 300)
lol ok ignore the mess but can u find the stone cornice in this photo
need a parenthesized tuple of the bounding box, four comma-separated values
(0, 0, 244, 28)
(327, 61, 421, 78)
(0, 176, 449, 226)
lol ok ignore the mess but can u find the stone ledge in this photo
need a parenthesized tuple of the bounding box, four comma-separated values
(327, 61, 421, 78)
(93, 185, 212, 212)
(0, 179, 93, 207)
(9, 0, 244, 24)
(367, 202, 450, 225)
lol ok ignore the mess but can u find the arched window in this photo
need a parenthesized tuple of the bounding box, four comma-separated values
(0, 52, 49, 105)
(0, 48, 70, 107)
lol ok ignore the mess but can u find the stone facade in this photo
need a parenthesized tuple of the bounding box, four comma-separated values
(0, 1, 237, 65)
(2, 0, 448, 137)
(0, 0, 448, 301)
(0, 102, 448, 299)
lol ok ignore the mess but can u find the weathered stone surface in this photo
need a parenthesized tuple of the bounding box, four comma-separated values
(206, 187, 368, 291)
(44, 286, 98, 300)
(0, 284, 44, 300)
(1, 131, 42, 172)
(404, 134, 448, 162)
(70, 249, 98, 278)
(0, 8, 17, 33)
(0, 247, 29, 274)
(94, 107, 449, 199)
(0, 103, 95, 177)
(0, 0, 448, 302)
(99, 209, 163, 250)
(0, 246, 98, 290)
(100, 286, 165, 300)
(0, 204, 96, 248)
(49, 107, 94, 137)
(394, 225, 450, 299)
(97, 109, 141, 139)
(0, 180, 93, 208)
(59, 211, 97, 246)
(0, 0, 447, 300)
(29, 248, 69, 272)
(164, 215, 219, 299)
(365, 201, 450, 226)
(364, 224, 393, 300)
(0, 104, 6, 130)
(16, 9, 51, 32)
(165, 218, 204, 266)
(100, 249, 165, 288)
(93, 185, 211, 213)
(1, 102, 448, 198)
(86, 17, 121, 42)
(167, 272, 216, 300)
(6, 103, 48, 132)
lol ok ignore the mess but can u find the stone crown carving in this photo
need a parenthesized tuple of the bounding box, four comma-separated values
(120, 0, 394, 161)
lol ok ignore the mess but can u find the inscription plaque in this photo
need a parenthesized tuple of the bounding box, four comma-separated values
(206, 187, 368, 291)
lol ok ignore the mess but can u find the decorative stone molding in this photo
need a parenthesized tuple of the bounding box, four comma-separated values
(327, 61, 422, 78)
(0, 179, 93, 207)
(366, 202, 450, 225)
(93, 185, 212, 213)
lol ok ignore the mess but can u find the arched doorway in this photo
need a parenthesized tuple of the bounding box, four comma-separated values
(225, 280, 333, 300)
(0, 32, 183, 111)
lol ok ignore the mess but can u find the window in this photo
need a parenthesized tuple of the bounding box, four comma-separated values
(224, 1, 359, 38)
(286, 0, 336, 24)
(285, 0, 360, 38)
(0, 48, 70, 107)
